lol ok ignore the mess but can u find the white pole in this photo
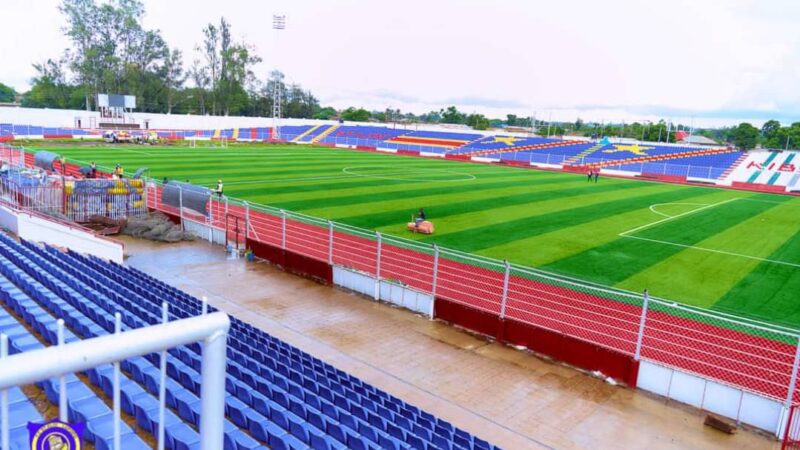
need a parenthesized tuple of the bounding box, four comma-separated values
(374, 232, 382, 300)
(57, 319, 67, 421)
(499, 260, 510, 319)
(178, 186, 184, 232)
(280, 209, 287, 249)
(785, 336, 800, 407)
(158, 303, 168, 450)
(243, 201, 250, 240)
(202, 296, 208, 315)
(634, 290, 650, 361)
(1, 334, 7, 450)
(327, 220, 334, 265)
(198, 315, 228, 450)
(113, 313, 121, 450)
(431, 244, 440, 298)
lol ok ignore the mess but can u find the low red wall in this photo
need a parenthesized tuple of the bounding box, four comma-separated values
(501, 318, 639, 385)
(397, 150, 420, 156)
(434, 298, 502, 338)
(640, 173, 687, 183)
(356, 145, 376, 151)
(445, 154, 471, 161)
(246, 237, 333, 285)
(500, 160, 530, 167)
(561, 165, 586, 173)
(434, 297, 639, 386)
(732, 181, 786, 194)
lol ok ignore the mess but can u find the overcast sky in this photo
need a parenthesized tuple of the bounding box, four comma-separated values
(2, 0, 799, 127)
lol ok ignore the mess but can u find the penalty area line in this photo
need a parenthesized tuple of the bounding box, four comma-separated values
(620, 234, 800, 269)
(620, 197, 742, 236)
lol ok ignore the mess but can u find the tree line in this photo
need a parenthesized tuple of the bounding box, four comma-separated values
(0, 0, 795, 149)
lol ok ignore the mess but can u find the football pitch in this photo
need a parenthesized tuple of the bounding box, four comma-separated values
(44, 143, 800, 327)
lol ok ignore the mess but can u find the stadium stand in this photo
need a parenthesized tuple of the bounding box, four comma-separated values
(319, 126, 407, 146)
(0, 230, 498, 450)
(383, 130, 482, 153)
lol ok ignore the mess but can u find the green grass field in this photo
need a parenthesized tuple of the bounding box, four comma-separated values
(41, 142, 800, 327)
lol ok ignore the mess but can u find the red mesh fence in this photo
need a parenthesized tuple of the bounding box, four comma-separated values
(145, 186, 800, 404)
(331, 225, 378, 276)
(506, 268, 642, 355)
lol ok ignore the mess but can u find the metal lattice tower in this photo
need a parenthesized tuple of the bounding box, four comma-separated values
(272, 15, 285, 141)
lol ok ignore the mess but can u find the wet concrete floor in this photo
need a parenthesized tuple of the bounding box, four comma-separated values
(121, 236, 780, 450)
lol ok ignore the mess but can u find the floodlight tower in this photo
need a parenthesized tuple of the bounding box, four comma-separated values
(272, 14, 286, 141)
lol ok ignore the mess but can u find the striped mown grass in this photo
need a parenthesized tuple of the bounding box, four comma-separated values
(42, 143, 800, 327)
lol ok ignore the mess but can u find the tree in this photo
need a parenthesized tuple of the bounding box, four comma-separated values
(761, 119, 781, 140)
(465, 113, 489, 130)
(730, 122, 760, 150)
(162, 48, 186, 114)
(340, 107, 370, 122)
(313, 107, 337, 120)
(506, 114, 517, 126)
(0, 83, 17, 103)
(440, 106, 465, 124)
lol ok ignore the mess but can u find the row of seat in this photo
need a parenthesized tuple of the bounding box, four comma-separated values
(0, 227, 497, 450)
(1, 237, 266, 450)
(63, 245, 498, 450)
(0, 311, 44, 449)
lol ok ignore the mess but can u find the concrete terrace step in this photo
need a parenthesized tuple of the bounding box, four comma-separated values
(312, 125, 339, 144)
(563, 143, 608, 165)
(291, 124, 322, 143)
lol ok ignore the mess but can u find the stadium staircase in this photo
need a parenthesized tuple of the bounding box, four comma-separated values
(568, 147, 739, 169)
(213, 129, 221, 140)
(563, 142, 608, 165)
(0, 231, 499, 450)
(718, 152, 748, 181)
(464, 140, 585, 157)
(231, 128, 240, 141)
(291, 124, 322, 143)
(312, 125, 339, 144)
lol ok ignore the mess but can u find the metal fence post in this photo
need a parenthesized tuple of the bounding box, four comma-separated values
(328, 220, 334, 265)
(57, 319, 66, 421)
(785, 335, 800, 408)
(1, 334, 7, 450)
(178, 186, 184, 232)
(431, 244, 440, 297)
(499, 260, 510, 319)
(113, 313, 121, 450)
(374, 232, 382, 300)
(707, 165, 713, 179)
(243, 201, 250, 241)
(280, 209, 287, 249)
(634, 289, 650, 361)
(158, 303, 168, 450)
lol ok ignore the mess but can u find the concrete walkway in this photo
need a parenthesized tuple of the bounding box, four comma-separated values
(122, 237, 780, 450)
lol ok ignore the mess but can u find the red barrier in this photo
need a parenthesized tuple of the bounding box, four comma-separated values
(640, 173, 687, 183)
(732, 181, 787, 194)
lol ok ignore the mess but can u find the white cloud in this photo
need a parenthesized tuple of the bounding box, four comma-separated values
(1, 0, 799, 126)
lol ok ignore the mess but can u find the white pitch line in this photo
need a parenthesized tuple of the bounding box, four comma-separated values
(621, 234, 800, 268)
(620, 197, 742, 236)
(648, 202, 710, 218)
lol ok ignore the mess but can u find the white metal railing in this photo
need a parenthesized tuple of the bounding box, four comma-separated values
(0, 310, 230, 450)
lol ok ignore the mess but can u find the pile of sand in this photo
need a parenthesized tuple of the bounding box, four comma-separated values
(123, 212, 195, 242)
